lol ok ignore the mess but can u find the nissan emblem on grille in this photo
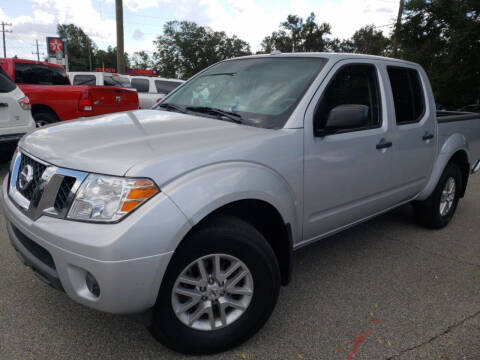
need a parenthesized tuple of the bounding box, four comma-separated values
(18, 164, 34, 190)
(9, 152, 88, 221)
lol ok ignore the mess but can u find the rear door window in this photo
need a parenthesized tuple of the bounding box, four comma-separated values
(0, 67, 16, 93)
(387, 67, 425, 124)
(14, 63, 70, 85)
(154, 80, 181, 94)
(131, 78, 150, 92)
(73, 74, 96, 85)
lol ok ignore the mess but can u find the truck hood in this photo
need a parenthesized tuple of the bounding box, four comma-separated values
(20, 110, 277, 178)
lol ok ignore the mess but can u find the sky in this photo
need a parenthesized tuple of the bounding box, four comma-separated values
(0, 0, 400, 61)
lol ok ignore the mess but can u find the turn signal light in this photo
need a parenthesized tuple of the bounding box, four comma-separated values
(120, 179, 158, 213)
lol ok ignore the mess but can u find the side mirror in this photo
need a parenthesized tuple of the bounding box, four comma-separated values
(316, 104, 369, 136)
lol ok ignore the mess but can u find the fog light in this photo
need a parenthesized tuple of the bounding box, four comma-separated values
(86, 272, 100, 297)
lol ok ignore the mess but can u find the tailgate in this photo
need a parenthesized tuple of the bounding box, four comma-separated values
(90, 87, 139, 115)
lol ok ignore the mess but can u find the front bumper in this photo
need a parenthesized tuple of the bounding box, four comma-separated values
(3, 175, 191, 314)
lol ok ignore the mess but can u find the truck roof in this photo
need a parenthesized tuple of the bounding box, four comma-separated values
(233, 52, 419, 66)
(0, 57, 65, 69)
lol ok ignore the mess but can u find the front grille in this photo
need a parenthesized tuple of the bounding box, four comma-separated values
(54, 176, 76, 212)
(9, 152, 88, 221)
(16, 154, 47, 201)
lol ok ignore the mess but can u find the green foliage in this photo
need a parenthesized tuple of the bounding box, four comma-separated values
(153, 21, 251, 79)
(131, 51, 152, 70)
(57, 24, 97, 71)
(94, 46, 130, 70)
(393, 0, 480, 108)
(350, 25, 391, 56)
(260, 12, 331, 52)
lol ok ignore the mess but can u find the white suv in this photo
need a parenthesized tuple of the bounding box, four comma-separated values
(0, 67, 35, 162)
(127, 75, 184, 109)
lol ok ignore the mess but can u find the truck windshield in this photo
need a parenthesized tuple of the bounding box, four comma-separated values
(14, 63, 70, 85)
(159, 57, 327, 129)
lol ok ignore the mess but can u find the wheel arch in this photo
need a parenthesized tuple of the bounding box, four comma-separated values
(417, 133, 470, 200)
(162, 162, 299, 286)
(31, 104, 59, 121)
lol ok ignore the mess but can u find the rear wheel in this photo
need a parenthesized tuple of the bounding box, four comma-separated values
(33, 112, 58, 127)
(149, 216, 280, 355)
(414, 162, 463, 229)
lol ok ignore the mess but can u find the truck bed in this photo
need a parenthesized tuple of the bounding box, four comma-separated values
(437, 111, 480, 169)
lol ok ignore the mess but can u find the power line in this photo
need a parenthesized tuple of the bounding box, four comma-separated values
(1, 22, 13, 58)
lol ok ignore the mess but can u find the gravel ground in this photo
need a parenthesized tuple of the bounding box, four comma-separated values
(0, 161, 479, 360)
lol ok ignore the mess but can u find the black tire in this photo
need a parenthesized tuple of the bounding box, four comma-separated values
(149, 215, 280, 355)
(33, 112, 58, 127)
(414, 162, 463, 229)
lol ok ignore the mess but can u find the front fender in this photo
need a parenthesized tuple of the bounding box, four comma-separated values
(161, 161, 300, 243)
(417, 133, 469, 200)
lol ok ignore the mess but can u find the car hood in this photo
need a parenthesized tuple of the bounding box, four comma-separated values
(20, 110, 277, 178)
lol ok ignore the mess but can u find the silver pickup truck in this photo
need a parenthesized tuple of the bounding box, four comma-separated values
(3, 53, 480, 354)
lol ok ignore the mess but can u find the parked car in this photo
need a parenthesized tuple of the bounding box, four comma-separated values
(1, 59, 138, 127)
(0, 66, 35, 162)
(127, 75, 184, 109)
(68, 71, 132, 89)
(3, 53, 480, 354)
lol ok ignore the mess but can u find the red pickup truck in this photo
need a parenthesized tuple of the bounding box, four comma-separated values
(1, 58, 139, 127)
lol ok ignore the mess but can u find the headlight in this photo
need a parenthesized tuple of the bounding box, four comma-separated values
(67, 174, 159, 222)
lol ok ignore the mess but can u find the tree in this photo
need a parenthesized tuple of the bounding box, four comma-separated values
(57, 24, 97, 71)
(393, 0, 480, 108)
(153, 21, 251, 79)
(95, 46, 130, 70)
(131, 51, 152, 69)
(349, 25, 391, 56)
(260, 12, 331, 53)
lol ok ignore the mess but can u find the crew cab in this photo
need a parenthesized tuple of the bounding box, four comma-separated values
(0, 66, 35, 161)
(1, 59, 138, 126)
(68, 71, 132, 89)
(3, 53, 480, 355)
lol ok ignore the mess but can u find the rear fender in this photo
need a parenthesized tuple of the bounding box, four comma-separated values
(417, 133, 469, 200)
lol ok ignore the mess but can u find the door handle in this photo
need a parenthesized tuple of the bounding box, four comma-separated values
(422, 133, 434, 141)
(376, 139, 392, 150)
(0, 103, 8, 107)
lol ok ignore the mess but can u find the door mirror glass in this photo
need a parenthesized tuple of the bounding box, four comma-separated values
(317, 104, 369, 136)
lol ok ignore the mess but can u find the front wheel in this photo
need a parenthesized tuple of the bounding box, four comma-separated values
(149, 216, 280, 354)
(414, 162, 463, 229)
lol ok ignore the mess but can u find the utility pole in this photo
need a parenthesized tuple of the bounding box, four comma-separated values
(32, 39, 42, 61)
(395, 0, 405, 30)
(392, 0, 405, 56)
(1, 22, 12, 58)
(115, 0, 125, 74)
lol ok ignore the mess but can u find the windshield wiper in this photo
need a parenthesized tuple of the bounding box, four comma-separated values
(157, 103, 187, 113)
(186, 106, 243, 124)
